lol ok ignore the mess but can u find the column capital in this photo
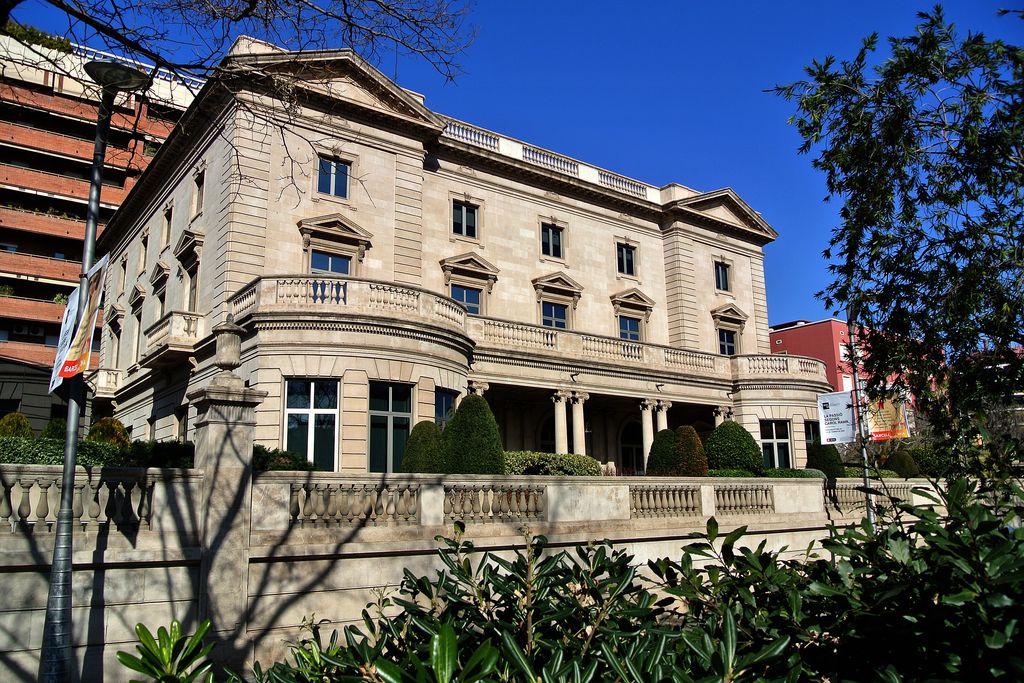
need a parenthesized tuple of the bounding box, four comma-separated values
(552, 389, 572, 403)
(467, 380, 489, 396)
(656, 400, 673, 411)
(640, 398, 658, 411)
(570, 391, 589, 403)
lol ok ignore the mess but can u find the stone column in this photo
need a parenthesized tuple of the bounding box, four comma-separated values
(186, 318, 267, 671)
(467, 380, 489, 396)
(552, 390, 570, 454)
(655, 400, 672, 432)
(570, 391, 588, 456)
(640, 399, 656, 467)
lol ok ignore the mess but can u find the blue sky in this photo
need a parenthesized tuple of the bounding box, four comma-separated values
(15, 1, 1022, 325)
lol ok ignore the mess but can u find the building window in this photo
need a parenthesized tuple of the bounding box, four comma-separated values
(714, 261, 730, 291)
(109, 329, 120, 367)
(619, 315, 641, 341)
(761, 420, 791, 469)
(804, 420, 821, 446)
(192, 170, 205, 217)
(435, 388, 459, 429)
(451, 284, 481, 314)
(541, 223, 563, 259)
(617, 243, 636, 276)
(162, 206, 173, 248)
(718, 329, 737, 355)
(139, 233, 148, 274)
(155, 288, 165, 318)
(285, 379, 338, 471)
(368, 382, 411, 473)
(175, 406, 188, 441)
(317, 157, 349, 198)
(541, 301, 568, 329)
(118, 259, 127, 295)
(453, 200, 477, 238)
(311, 249, 351, 275)
(133, 310, 145, 363)
(185, 266, 199, 311)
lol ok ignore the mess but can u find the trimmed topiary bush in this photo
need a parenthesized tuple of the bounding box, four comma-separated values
(503, 451, 601, 476)
(805, 443, 844, 480)
(907, 446, 951, 478)
(401, 421, 445, 473)
(0, 437, 127, 466)
(253, 444, 313, 471)
(39, 418, 66, 440)
(765, 468, 826, 478)
(127, 440, 195, 468)
(885, 449, 920, 478)
(675, 426, 708, 477)
(442, 394, 504, 474)
(87, 417, 130, 450)
(708, 469, 756, 477)
(705, 421, 764, 475)
(645, 428, 678, 476)
(843, 466, 901, 478)
(0, 412, 32, 438)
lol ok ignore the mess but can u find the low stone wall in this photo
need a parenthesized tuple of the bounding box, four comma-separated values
(0, 462, 938, 681)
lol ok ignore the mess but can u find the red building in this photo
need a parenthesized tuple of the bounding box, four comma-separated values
(0, 35, 193, 431)
(769, 318, 858, 393)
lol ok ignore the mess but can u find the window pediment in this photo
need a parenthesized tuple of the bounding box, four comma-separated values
(128, 284, 146, 309)
(106, 303, 125, 331)
(610, 288, 655, 321)
(532, 271, 583, 308)
(439, 252, 499, 292)
(711, 303, 748, 327)
(174, 229, 204, 270)
(149, 260, 170, 288)
(298, 213, 373, 261)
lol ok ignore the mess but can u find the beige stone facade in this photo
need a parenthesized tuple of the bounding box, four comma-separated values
(94, 39, 830, 473)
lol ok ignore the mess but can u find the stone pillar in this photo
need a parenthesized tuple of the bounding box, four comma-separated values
(186, 318, 267, 671)
(570, 391, 588, 456)
(467, 380, 489, 396)
(655, 400, 672, 432)
(640, 399, 656, 467)
(552, 390, 570, 454)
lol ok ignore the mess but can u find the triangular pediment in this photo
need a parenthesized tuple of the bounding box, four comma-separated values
(668, 188, 778, 243)
(173, 229, 204, 269)
(149, 260, 170, 286)
(439, 252, 500, 277)
(225, 39, 445, 131)
(610, 288, 655, 310)
(532, 271, 584, 294)
(105, 303, 125, 329)
(711, 303, 749, 323)
(128, 284, 146, 308)
(298, 213, 374, 242)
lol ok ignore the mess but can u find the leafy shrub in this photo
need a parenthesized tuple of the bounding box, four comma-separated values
(441, 394, 503, 474)
(708, 468, 756, 477)
(0, 412, 32, 438)
(253, 444, 313, 471)
(0, 437, 127, 466)
(645, 428, 678, 476)
(127, 440, 195, 468)
(39, 418, 66, 440)
(764, 468, 826, 478)
(116, 619, 214, 682)
(87, 417, 130, 450)
(885, 449, 921, 478)
(805, 442, 844, 479)
(400, 420, 445, 473)
(705, 420, 764, 474)
(843, 466, 901, 478)
(503, 451, 601, 476)
(906, 445, 951, 477)
(675, 425, 708, 477)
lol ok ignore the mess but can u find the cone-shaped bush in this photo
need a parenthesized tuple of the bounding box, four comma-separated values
(886, 449, 920, 478)
(402, 420, 445, 473)
(442, 395, 504, 474)
(87, 416, 131, 450)
(0, 412, 32, 438)
(705, 421, 764, 474)
(39, 418, 66, 440)
(805, 443, 844, 480)
(676, 425, 708, 477)
(646, 428, 679, 476)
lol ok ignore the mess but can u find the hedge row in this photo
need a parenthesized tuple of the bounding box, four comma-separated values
(503, 451, 601, 476)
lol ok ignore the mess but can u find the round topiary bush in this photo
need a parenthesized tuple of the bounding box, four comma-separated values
(805, 443, 844, 480)
(645, 428, 679, 476)
(885, 449, 920, 478)
(675, 425, 708, 477)
(39, 418, 66, 440)
(402, 421, 445, 473)
(0, 412, 33, 438)
(705, 421, 764, 475)
(87, 417, 130, 451)
(442, 394, 504, 474)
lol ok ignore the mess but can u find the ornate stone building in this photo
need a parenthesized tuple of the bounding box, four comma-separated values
(94, 38, 829, 473)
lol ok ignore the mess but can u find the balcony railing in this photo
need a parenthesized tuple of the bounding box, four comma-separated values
(140, 311, 204, 368)
(230, 276, 467, 334)
(0, 250, 81, 281)
(731, 354, 829, 383)
(90, 368, 123, 399)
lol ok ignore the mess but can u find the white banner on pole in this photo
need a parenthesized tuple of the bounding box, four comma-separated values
(817, 390, 856, 444)
(49, 255, 109, 394)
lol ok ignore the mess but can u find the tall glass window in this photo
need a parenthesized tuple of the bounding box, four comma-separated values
(317, 157, 349, 198)
(616, 243, 636, 275)
(718, 329, 737, 355)
(541, 223, 563, 258)
(453, 200, 478, 238)
(451, 284, 481, 314)
(542, 301, 568, 329)
(619, 315, 641, 341)
(760, 420, 791, 469)
(285, 379, 338, 471)
(714, 261, 731, 291)
(435, 388, 459, 429)
(368, 382, 412, 472)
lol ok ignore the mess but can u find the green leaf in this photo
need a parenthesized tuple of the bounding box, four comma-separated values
(376, 658, 407, 683)
(430, 624, 457, 683)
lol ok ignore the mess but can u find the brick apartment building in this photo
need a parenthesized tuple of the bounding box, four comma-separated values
(0, 34, 194, 431)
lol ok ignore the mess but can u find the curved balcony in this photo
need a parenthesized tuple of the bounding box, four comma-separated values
(730, 354, 829, 385)
(230, 275, 468, 337)
(139, 311, 205, 369)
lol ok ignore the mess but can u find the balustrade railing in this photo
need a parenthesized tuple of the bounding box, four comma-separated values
(582, 335, 643, 361)
(522, 145, 579, 176)
(713, 484, 774, 515)
(630, 484, 701, 518)
(0, 470, 155, 531)
(664, 348, 722, 373)
(289, 482, 419, 527)
(443, 484, 545, 524)
(442, 120, 499, 151)
(478, 318, 558, 350)
(598, 171, 648, 198)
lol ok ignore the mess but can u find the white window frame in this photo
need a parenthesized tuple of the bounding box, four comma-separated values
(316, 156, 351, 199)
(284, 378, 340, 470)
(760, 419, 792, 469)
(368, 381, 413, 473)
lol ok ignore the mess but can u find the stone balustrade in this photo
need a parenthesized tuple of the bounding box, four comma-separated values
(629, 483, 702, 518)
(91, 367, 123, 399)
(713, 483, 775, 515)
(443, 483, 545, 524)
(141, 310, 205, 367)
(289, 481, 420, 527)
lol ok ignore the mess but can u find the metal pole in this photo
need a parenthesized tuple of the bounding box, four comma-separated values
(38, 85, 117, 682)
(846, 316, 876, 528)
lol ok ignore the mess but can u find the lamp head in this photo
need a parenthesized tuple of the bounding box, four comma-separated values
(84, 60, 151, 92)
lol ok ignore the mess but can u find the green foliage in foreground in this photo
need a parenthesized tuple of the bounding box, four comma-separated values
(116, 619, 214, 683)
(503, 451, 601, 476)
(125, 479, 1024, 682)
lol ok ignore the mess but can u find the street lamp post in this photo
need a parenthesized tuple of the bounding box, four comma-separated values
(38, 60, 151, 682)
